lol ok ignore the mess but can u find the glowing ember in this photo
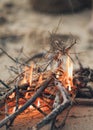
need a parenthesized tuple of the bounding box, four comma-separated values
(38, 75, 43, 84)
(56, 71, 60, 79)
(25, 87, 30, 98)
(12, 106, 16, 113)
(12, 105, 22, 113)
(19, 105, 22, 109)
(37, 99, 40, 107)
(9, 92, 15, 99)
(29, 105, 34, 109)
(66, 56, 73, 91)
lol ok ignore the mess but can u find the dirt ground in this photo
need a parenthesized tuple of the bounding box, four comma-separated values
(0, 0, 93, 130)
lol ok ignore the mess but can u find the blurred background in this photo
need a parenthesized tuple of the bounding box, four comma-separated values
(0, 0, 93, 79)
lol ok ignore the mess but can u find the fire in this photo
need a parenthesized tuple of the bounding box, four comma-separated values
(21, 66, 28, 84)
(19, 105, 22, 109)
(12, 106, 16, 113)
(38, 75, 43, 84)
(21, 63, 34, 86)
(12, 105, 22, 113)
(22, 76, 27, 84)
(9, 92, 15, 99)
(29, 105, 34, 109)
(37, 99, 40, 107)
(25, 87, 30, 98)
(66, 56, 73, 91)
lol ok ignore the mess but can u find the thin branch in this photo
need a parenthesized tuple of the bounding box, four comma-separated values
(0, 78, 52, 128)
(0, 79, 10, 89)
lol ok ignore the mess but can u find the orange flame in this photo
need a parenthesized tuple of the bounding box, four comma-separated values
(21, 66, 29, 84)
(25, 87, 30, 98)
(37, 99, 40, 107)
(29, 105, 34, 109)
(66, 56, 73, 91)
(12, 106, 16, 113)
(12, 105, 22, 113)
(9, 92, 15, 99)
(38, 75, 43, 84)
(19, 105, 22, 109)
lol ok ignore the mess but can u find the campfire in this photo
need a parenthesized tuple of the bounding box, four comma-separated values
(0, 37, 93, 130)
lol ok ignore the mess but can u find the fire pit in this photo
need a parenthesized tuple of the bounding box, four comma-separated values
(0, 35, 93, 130)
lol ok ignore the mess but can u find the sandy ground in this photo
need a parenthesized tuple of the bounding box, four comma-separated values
(0, 0, 93, 130)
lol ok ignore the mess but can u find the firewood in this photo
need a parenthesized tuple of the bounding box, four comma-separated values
(0, 78, 52, 128)
(32, 81, 71, 130)
(75, 98, 93, 106)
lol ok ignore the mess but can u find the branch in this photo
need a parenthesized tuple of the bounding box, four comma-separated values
(75, 98, 93, 106)
(0, 77, 52, 128)
(32, 81, 71, 130)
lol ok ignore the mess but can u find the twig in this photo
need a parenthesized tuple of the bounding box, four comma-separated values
(0, 48, 29, 67)
(0, 77, 52, 128)
(57, 105, 73, 130)
(0, 79, 10, 89)
(32, 81, 71, 130)
(0, 87, 16, 102)
(0, 48, 18, 63)
(75, 54, 83, 69)
(32, 104, 47, 116)
(5, 100, 8, 130)
(24, 53, 45, 64)
(75, 98, 93, 106)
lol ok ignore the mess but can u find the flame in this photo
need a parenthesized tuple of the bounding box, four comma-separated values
(56, 71, 60, 79)
(37, 99, 40, 107)
(29, 105, 34, 109)
(12, 106, 16, 113)
(12, 105, 22, 113)
(25, 87, 30, 98)
(22, 76, 27, 84)
(9, 92, 15, 99)
(21, 66, 29, 84)
(38, 75, 43, 84)
(19, 105, 22, 109)
(66, 56, 73, 91)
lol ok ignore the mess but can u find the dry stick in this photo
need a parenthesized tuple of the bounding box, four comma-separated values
(24, 53, 45, 64)
(0, 48, 29, 67)
(8, 79, 21, 128)
(50, 117, 56, 130)
(54, 81, 71, 129)
(0, 77, 52, 128)
(0, 80, 10, 89)
(57, 105, 73, 130)
(22, 97, 47, 116)
(75, 98, 93, 106)
(75, 54, 83, 69)
(5, 100, 8, 130)
(0, 82, 29, 102)
(15, 78, 21, 111)
(32, 104, 47, 116)
(34, 101, 70, 130)
(33, 81, 71, 130)
(0, 87, 16, 102)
